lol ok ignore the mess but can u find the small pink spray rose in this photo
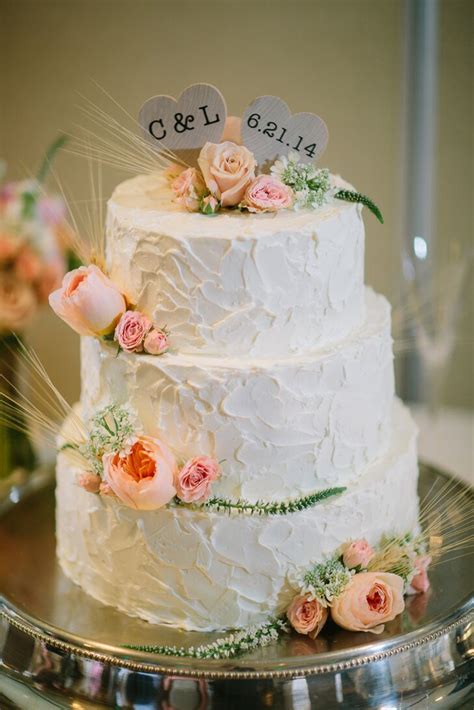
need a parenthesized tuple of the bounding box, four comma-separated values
(243, 175, 293, 213)
(171, 167, 207, 212)
(287, 594, 328, 639)
(143, 328, 169, 355)
(77, 472, 101, 494)
(115, 310, 152, 352)
(341, 539, 375, 569)
(176, 456, 220, 503)
(408, 555, 431, 594)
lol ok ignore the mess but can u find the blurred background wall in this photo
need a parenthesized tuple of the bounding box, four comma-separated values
(0, 0, 472, 408)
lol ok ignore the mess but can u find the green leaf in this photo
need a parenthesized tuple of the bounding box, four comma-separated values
(334, 189, 384, 224)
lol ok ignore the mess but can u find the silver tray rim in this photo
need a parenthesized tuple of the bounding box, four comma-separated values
(1, 463, 473, 680)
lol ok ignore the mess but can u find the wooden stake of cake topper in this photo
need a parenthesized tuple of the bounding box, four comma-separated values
(139, 83, 227, 165)
(241, 96, 329, 169)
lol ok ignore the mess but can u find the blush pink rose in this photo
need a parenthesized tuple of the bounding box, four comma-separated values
(103, 435, 177, 510)
(331, 572, 405, 634)
(408, 555, 431, 594)
(198, 141, 256, 207)
(77, 472, 101, 493)
(221, 116, 242, 145)
(243, 175, 293, 212)
(0, 273, 37, 332)
(287, 594, 328, 639)
(143, 328, 169, 355)
(49, 265, 126, 337)
(171, 167, 207, 212)
(115, 310, 152, 352)
(341, 539, 376, 569)
(176, 456, 220, 503)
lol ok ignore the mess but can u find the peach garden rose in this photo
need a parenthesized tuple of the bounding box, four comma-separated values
(243, 175, 293, 212)
(49, 264, 126, 337)
(103, 435, 177, 510)
(198, 141, 256, 207)
(330, 572, 405, 634)
(287, 594, 328, 639)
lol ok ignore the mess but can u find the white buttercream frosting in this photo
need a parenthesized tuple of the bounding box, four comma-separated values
(106, 173, 366, 357)
(56, 400, 419, 632)
(80, 288, 394, 498)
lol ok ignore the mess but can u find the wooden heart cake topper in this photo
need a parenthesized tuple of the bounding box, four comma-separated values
(241, 96, 329, 168)
(139, 83, 227, 163)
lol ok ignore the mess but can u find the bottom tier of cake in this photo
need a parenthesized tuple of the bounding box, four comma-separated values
(55, 400, 419, 632)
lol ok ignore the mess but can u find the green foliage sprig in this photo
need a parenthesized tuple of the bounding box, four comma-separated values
(334, 189, 384, 224)
(176, 486, 346, 516)
(301, 557, 353, 604)
(122, 618, 288, 659)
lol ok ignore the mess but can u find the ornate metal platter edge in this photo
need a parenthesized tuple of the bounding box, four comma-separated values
(0, 463, 473, 708)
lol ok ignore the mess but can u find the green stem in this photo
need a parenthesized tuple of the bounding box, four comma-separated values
(177, 486, 346, 516)
(334, 189, 384, 224)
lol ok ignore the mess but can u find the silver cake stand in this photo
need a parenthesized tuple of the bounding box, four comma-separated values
(0, 463, 472, 709)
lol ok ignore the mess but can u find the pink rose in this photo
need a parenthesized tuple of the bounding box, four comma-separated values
(38, 196, 66, 226)
(115, 310, 151, 352)
(331, 572, 405, 634)
(0, 273, 37, 332)
(287, 594, 328, 639)
(243, 175, 293, 212)
(77, 472, 101, 493)
(408, 555, 431, 594)
(171, 167, 207, 212)
(176, 456, 220, 503)
(341, 539, 375, 569)
(103, 435, 177, 510)
(143, 328, 169, 355)
(198, 141, 256, 207)
(221, 116, 242, 145)
(49, 265, 126, 337)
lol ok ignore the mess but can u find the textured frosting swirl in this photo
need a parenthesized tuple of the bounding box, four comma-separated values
(80, 289, 394, 497)
(56, 400, 419, 632)
(106, 173, 366, 357)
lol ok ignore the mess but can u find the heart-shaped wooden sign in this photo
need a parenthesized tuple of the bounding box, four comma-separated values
(139, 83, 227, 164)
(241, 96, 328, 168)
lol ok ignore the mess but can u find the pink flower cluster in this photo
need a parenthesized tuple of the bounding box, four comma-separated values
(78, 436, 220, 511)
(287, 538, 431, 639)
(115, 311, 168, 355)
(0, 180, 68, 334)
(49, 265, 169, 355)
(167, 116, 294, 215)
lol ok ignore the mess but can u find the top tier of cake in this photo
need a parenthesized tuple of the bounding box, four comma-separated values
(106, 173, 366, 358)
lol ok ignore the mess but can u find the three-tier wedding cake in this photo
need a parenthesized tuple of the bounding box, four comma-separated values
(52, 92, 423, 640)
(55, 174, 419, 632)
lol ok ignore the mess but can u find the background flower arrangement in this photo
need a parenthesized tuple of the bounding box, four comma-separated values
(0, 137, 73, 479)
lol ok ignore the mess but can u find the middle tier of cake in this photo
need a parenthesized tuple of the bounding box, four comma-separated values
(80, 288, 394, 499)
